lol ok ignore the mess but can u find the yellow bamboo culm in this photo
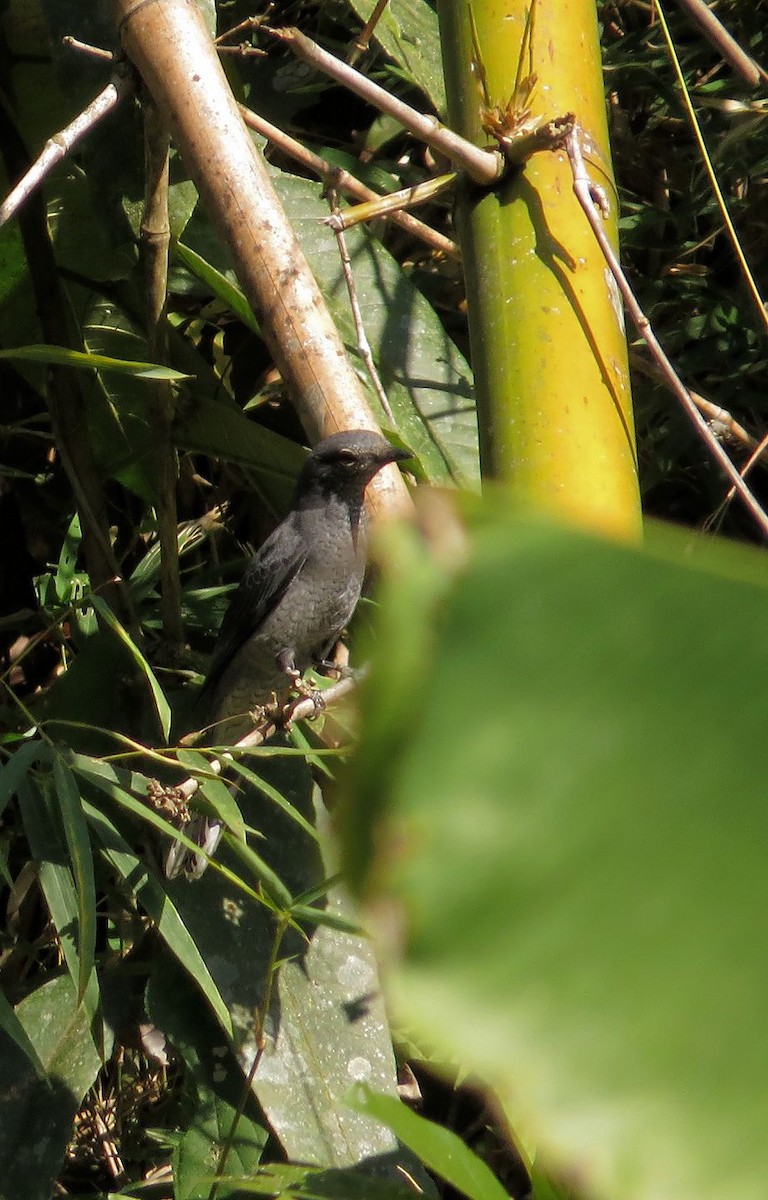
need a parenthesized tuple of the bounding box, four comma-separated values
(438, 0, 642, 542)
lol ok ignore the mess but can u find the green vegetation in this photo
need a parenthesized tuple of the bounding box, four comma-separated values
(1, 2, 767, 1198)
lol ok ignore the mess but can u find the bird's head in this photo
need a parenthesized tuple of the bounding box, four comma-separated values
(296, 429, 411, 499)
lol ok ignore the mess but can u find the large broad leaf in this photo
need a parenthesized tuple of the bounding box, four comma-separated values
(279, 173, 476, 488)
(0, 975, 106, 1200)
(148, 958, 268, 1200)
(179, 169, 478, 489)
(165, 755, 428, 1185)
(342, 514, 768, 1200)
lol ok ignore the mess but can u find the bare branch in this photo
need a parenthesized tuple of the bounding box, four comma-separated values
(239, 104, 459, 259)
(175, 671, 363, 804)
(267, 26, 505, 186)
(0, 66, 133, 228)
(673, 0, 766, 85)
(324, 172, 457, 234)
(564, 124, 768, 541)
(328, 185, 394, 422)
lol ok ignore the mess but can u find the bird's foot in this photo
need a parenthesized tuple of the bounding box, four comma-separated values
(314, 662, 357, 681)
(282, 684, 326, 726)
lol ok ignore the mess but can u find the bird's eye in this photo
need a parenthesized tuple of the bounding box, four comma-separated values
(337, 449, 357, 467)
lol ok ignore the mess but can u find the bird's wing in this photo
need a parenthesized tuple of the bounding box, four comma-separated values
(200, 515, 307, 698)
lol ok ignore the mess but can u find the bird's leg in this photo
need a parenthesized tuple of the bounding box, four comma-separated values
(276, 646, 301, 687)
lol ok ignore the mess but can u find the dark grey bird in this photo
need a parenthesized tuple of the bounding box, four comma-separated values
(166, 428, 410, 879)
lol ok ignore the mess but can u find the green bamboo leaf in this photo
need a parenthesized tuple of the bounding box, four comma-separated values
(224, 835, 293, 910)
(0, 343, 191, 380)
(346, 1085, 509, 1200)
(83, 798, 233, 1037)
(0, 844, 11, 888)
(52, 759, 97, 1003)
(345, 0, 446, 114)
(176, 749, 246, 841)
(89, 594, 171, 740)
(163, 757, 426, 1183)
(179, 184, 478, 488)
(0, 742, 51, 817)
(175, 240, 260, 333)
(148, 958, 267, 1200)
(214, 1163, 419, 1197)
(227, 759, 320, 842)
(289, 903, 362, 935)
(72, 756, 263, 902)
(16, 777, 101, 1030)
(54, 513, 81, 604)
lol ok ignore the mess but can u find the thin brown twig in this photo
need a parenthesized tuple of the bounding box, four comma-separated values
(266, 26, 505, 186)
(61, 36, 115, 62)
(328, 184, 395, 422)
(239, 103, 459, 259)
(348, 0, 391, 66)
(324, 171, 457, 233)
(214, 8, 275, 45)
(724, 431, 768, 507)
(564, 124, 768, 541)
(629, 351, 765, 460)
(672, 0, 766, 85)
(0, 66, 133, 228)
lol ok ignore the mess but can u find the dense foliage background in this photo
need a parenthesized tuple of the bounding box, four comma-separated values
(1, 1, 767, 1198)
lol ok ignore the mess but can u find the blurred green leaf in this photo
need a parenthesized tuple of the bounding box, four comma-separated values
(345, 516, 768, 1200)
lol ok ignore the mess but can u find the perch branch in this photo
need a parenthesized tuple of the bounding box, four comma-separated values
(174, 671, 363, 804)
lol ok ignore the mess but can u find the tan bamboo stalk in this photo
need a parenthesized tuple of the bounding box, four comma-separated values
(113, 0, 409, 517)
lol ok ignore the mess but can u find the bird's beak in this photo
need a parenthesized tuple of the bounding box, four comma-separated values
(387, 445, 412, 465)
